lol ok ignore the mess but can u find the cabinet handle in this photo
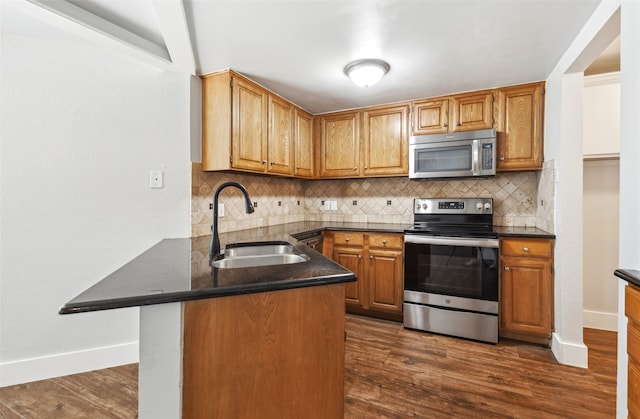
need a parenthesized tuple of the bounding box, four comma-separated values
(504, 266, 510, 271)
(456, 122, 461, 126)
(442, 122, 448, 127)
(523, 247, 529, 252)
(499, 157, 505, 161)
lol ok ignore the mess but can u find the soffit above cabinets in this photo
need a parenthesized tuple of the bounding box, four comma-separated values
(2, 0, 601, 114)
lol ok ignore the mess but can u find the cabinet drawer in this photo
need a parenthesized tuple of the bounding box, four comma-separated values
(501, 238, 552, 258)
(368, 234, 403, 249)
(626, 284, 640, 322)
(332, 232, 364, 246)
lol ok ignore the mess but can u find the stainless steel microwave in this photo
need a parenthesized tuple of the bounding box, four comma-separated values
(409, 129, 496, 179)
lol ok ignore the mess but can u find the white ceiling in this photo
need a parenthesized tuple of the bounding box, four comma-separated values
(2, 0, 603, 114)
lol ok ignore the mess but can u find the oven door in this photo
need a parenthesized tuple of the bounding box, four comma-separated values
(409, 139, 475, 179)
(404, 235, 499, 303)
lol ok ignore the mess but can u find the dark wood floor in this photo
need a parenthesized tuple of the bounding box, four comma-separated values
(0, 315, 617, 418)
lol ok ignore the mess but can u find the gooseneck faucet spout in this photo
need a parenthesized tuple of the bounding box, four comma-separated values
(209, 182, 255, 264)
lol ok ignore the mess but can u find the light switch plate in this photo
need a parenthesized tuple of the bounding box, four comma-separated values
(218, 203, 225, 217)
(324, 201, 331, 211)
(330, 200, 337, 211)
(149, 170, 163, 188)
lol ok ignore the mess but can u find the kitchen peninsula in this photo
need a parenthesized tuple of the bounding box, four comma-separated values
(60, 223, 358, 418)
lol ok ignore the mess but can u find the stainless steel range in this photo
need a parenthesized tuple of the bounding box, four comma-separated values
(403, 198, 499, 343)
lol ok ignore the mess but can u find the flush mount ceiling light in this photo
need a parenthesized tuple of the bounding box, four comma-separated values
(344, 59, 390, 87)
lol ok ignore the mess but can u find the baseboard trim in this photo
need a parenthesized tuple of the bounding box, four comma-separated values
(583, 309, 618, 331)
(551, 332, 589, 368)
(0, 341, 139, 387)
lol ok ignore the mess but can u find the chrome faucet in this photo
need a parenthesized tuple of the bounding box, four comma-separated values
(209, 182, 254, 264)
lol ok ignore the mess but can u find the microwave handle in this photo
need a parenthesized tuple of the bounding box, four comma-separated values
(472, 140, 480, 175)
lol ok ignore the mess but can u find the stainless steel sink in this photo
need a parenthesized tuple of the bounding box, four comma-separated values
(211, 241, 310, 269)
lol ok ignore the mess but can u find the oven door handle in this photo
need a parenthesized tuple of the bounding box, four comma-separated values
(405, 235, 499, 248)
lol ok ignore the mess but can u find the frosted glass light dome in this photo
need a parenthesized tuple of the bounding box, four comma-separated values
(344, 59, 390, 87)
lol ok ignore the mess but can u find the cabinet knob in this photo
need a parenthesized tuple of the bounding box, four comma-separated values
(364, 166, 368, 169)
(382, 240, 387, 245)
(262, 160, 267, 164)
(345, 238, 350, 242)
(504, 266, 510, 271)
(442, 122, 448, 127)
(369, 256, 373, 260)
(523, 247, 529, 252)
(358, 255, 362, 259)
(270, 161, 274, 165)
(353, 167, 357, 171)
(499, 157, 505, 161)
(456, 122, 461, 127)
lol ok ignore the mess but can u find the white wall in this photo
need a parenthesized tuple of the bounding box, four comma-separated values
(582, 73, 620, 331)
(583, 73, 621, 157)
(617, 2, 640, 417)
(544, 1, 622, 368)
(0, 33, 191, 386)
(583, 159, 619, 331)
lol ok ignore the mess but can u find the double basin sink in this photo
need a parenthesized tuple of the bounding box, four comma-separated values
(211, 241, 310, 269)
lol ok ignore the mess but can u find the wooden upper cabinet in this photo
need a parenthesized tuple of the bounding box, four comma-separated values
(319, 111, 360, 178)
(231, 75, 269, 172)
(495, 82, 544, 171)
(412, 99, 449, 135)
(294, 108, 314, 177)
(267, 95, 294, 175)
(201, 70, 314, 178)
(411, 91, 493, 135)
(362, 104, 409, 176)
(449, 91, 494, 132)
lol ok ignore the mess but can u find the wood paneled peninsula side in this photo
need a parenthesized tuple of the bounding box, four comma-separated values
(60, 225, 357, 419)
(615, 268, 640, 418)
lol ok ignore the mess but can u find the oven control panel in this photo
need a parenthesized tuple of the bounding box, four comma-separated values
(414, 198, 493, 214)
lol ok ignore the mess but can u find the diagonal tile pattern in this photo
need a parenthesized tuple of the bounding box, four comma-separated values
(192, 163, 546, 237)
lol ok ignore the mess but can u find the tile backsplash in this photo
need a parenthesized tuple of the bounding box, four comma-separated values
(192, 162, 542, 237)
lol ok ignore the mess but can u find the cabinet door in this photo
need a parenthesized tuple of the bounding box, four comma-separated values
(267, 95, 294, 175)
(450, 91, 494, 132)
(319, 111, 360, 177)
(412, 99, 449, 135)
(496, 82, 544, 171)
(231, 76, 268, 172)
(333, 246, 365, 308)
(294, 108, 314, 177)
(367, 248, 403, 314)
(362, 104, 409, 176)
(500, 256, 552, 337)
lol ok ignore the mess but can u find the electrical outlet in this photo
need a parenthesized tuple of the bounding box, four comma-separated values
(218, 203, 224, 217)
(149, 170, 163, 188)
(324, 201, 331, 211)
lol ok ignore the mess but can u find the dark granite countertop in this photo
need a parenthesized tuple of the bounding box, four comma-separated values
(60, 220, 554, 314)
(615, 269, 640, 288)
(494, 226, 555, 239)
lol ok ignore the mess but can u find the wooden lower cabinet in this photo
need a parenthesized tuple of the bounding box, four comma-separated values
(626, 283, 640, 418)
(326, 231, 403, 320)
(182, 284, 346, 418)
(499, 237, 554, 345)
